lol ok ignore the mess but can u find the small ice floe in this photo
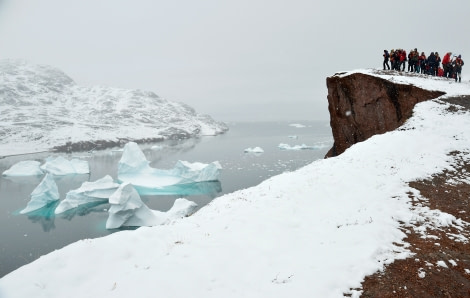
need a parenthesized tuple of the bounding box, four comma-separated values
(55, 175, 119, 214)
(244, 147, 264, 154)
(278, 143, 320, 150)
(287, 135, 298, 139)
(151, 145, 163, 150)
(106, 182, 197, 229)
(289, 123, 306, 128)
(2, 160, 44, 176)
(117, 142, 221, 189)
(40, 156, 89, 175)
(20, 174, 60, 214)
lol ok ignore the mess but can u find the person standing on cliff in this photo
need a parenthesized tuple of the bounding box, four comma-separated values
(383, 50, 390, 70)
(442, 52, 452, 78)
(454, 55, 464, 82)
(427, 52, 437, 75)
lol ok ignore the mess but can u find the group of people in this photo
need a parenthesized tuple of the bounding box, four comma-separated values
(383, 49, 464, 82)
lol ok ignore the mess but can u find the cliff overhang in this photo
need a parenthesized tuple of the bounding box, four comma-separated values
(326, 70, 445, 157)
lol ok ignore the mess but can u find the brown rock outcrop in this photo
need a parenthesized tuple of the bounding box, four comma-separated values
(325, 72, 445, 157)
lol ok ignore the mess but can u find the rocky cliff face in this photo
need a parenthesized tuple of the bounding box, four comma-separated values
(325, 72, 445, 157)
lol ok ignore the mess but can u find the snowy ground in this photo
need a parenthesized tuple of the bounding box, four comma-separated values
(1, 70, 470, 297)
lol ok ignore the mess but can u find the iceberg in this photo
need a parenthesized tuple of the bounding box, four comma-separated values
(2, 160, 44, 176)
(117, 142, 222, 189)
(40, 156, 90, 175)
(20, 174, 60, 214)
(55, 175, 119, 214)
(244, 147, 264, 153)
(106, 182, 197, 229)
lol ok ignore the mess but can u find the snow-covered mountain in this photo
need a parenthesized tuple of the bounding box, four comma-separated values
(0, 60, 228, 156)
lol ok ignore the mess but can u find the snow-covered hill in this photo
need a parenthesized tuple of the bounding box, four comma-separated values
(0, 60, 228, 156)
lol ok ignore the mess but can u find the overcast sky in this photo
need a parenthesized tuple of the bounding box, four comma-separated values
(1, 1, 469, 122)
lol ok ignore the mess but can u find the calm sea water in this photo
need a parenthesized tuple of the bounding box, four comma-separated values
(0, 121, 332, 277)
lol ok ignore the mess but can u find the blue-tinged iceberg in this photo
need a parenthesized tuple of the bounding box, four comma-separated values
(20, 174, 60, 214)
(54, 175, 119, 214)
(117, 142, 222, 189)
(106, 182, 197, 229)
(2, 160, 44, 176)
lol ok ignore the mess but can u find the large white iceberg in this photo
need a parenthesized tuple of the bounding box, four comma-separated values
(2, 160, 44, 176)
(20, 174, 60, 214)
(106, 182, 197, 229)
(40, 156, 90, 175)
(55, 175, 119, 214)
(117, 142, 222, 189)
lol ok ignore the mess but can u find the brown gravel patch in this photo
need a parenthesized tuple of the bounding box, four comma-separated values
(356, 150, 470, 297)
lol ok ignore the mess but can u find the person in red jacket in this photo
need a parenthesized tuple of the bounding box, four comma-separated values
(442, 52, 452, 78)
(400, 49, 407, 71)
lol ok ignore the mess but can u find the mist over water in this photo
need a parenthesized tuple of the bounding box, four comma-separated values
(0, 121, 332, 277)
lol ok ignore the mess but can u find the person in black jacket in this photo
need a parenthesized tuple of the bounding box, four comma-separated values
(427, 52, 437, 76)
(383, 50, 390, 70)
(454, 55, 464, 82)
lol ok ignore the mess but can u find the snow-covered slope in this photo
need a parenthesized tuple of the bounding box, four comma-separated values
(0, 70, 469, 297)
(0, 60, 228, 156)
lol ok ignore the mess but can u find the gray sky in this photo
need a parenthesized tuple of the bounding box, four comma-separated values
(1, 0, 469, 122)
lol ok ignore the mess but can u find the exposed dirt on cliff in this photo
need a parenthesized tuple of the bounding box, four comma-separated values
(349, 98, 470, 297)
(326, 71, 445, 157)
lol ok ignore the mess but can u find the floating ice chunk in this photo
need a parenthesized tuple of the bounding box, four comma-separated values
(151, 145, 163, 150)
(106, 182, 161, 229)
(118, 142, 221, 188)
(106, 183, 197, 229)
(244, 147, 264, 153)
(2, 160, 44, 176)
(289, 123, 306, 128)
(278, 143, 317, 150)
(173, 160, 222, 183)
(55, 175, 119, 214)
(40, 156, 90, 175)
(20, 174, 60, 214)
(117, 142, 151, 176)
(288, 135, 298, 139)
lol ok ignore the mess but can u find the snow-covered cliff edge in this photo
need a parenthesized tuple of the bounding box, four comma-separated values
(0, 60, 228, 156)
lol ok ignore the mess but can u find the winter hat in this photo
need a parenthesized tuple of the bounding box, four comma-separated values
(459, 55, 461, 58)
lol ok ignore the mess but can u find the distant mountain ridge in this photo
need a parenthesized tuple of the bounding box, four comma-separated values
(0, 60, 228, 156)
